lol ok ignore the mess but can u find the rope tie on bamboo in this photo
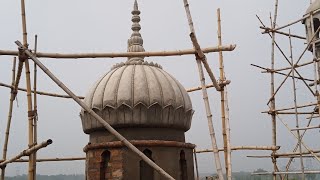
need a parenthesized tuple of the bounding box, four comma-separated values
(18, 46, 28, 62)
(28, 110, 35, 118)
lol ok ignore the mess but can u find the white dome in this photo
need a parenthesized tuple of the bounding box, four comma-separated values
(80, 61, 193, 134)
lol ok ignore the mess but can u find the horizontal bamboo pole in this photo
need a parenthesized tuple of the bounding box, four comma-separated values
(251, 64, 313, 82)
(0, 81, 218, 99)
(276, 112, 314, 115)
(0, 82, 85, 99)
(262, 102, 317, 113)
(247, 154, 320, 158)
(0, 157, 85, 163)
(0, 45, 236, 59)
(15, 41, 175, 180)
(0, 139, 52, 168)
(196, 146, 280, 153)
(260, 26, 306, 40)
(253, 171, 320, 175)
(291, 125, 320, 131)
(264, 59, 317, 73)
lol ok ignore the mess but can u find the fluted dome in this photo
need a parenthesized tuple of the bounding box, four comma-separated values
(80, 61, 193, 134)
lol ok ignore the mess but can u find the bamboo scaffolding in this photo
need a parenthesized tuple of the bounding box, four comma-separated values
(256, 15, 317, 96)
(0, 139, 52, 168)
(253, 171, 320, 175)
(193, 149, 200, 180)
(289, 30, 305, 179)
(196, 146, 280, 153)
(282, 113, 316, 180)
(260, 26, 306, 40)
(217, 8, 232, 180)
(182, 0, 224, 179)
(15, 41, 175, 180)
(0, 45, 236, 59)
(0, 57, 17, 180)
(251, 64, 313, 82)
(277, 115, 320, 162)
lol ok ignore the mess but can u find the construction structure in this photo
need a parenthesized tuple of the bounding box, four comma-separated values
(0, 0, 319, 180)
(249, 0, 320, 179)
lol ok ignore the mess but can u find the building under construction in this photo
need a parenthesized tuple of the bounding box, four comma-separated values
(0, 0, 319, 179)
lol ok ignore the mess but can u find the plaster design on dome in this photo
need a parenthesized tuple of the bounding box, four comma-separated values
(80, 0, 194, 134)
(306, 0, 320, 14)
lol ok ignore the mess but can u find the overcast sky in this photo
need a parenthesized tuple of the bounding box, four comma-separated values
(0, 0, 319, 176)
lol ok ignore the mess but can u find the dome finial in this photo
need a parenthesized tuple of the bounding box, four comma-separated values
(127, 0, 145, 63)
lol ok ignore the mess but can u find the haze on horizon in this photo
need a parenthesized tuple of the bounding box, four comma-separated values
(0, 0, 319, 176)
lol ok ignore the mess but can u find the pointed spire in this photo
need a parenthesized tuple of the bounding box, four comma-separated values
(127, 0, 145, 63)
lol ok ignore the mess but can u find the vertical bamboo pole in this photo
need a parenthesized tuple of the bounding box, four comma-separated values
(32, 35, 38, 178)
(217, 8, 232, 180)
(16, 41, 175, 180)
(193, 149, 200, 180)
(182, 0, 224, 179)
(20, 0, 35, 179)
(270, 1, 279, 179)
(289, 30, 305, 180)
(1, 58, 17, 180)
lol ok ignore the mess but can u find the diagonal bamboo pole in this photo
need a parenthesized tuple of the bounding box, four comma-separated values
(217, 8, 232, 180)
(289, 30, 305, 180)
(1, 57, 17, 180)
(182, 0, 224, 179)
(282, 112, 316, 180)
(260, 26, 306, 40)
(15, 41, 175, 180)
(0, 140, 52, 168)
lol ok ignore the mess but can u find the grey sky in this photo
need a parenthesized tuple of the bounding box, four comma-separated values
(0, 0, 318, 176)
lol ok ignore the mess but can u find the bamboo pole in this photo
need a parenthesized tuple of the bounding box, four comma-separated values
(33, 34, 38, 179)
(289, 30, 305, 180)
(260, 26, 306, 40)
(264, 59, 316, 72)
(19, 0, 36, 178)
(261, 102, 317, 113)
(15, 41, 175, 180)
(1, 57, 17, 180)
(273, 15, 311, 31)
(251, 63, 314, 82)
(182, 0, 224, 179)
(0, 157, 85, 163)
(196, 146, 280, 153)
(0, 140, 52, 168)
(253, 171, 320, 175)
(291, 125, 320, 131)
(217, 8, 232, 180)
(248, 155, 320, 158)
(270, 2, 279, 179)
(193, 149, 200, 180)
(0, 81, 224, 99)
(0, 45, 236, 58)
